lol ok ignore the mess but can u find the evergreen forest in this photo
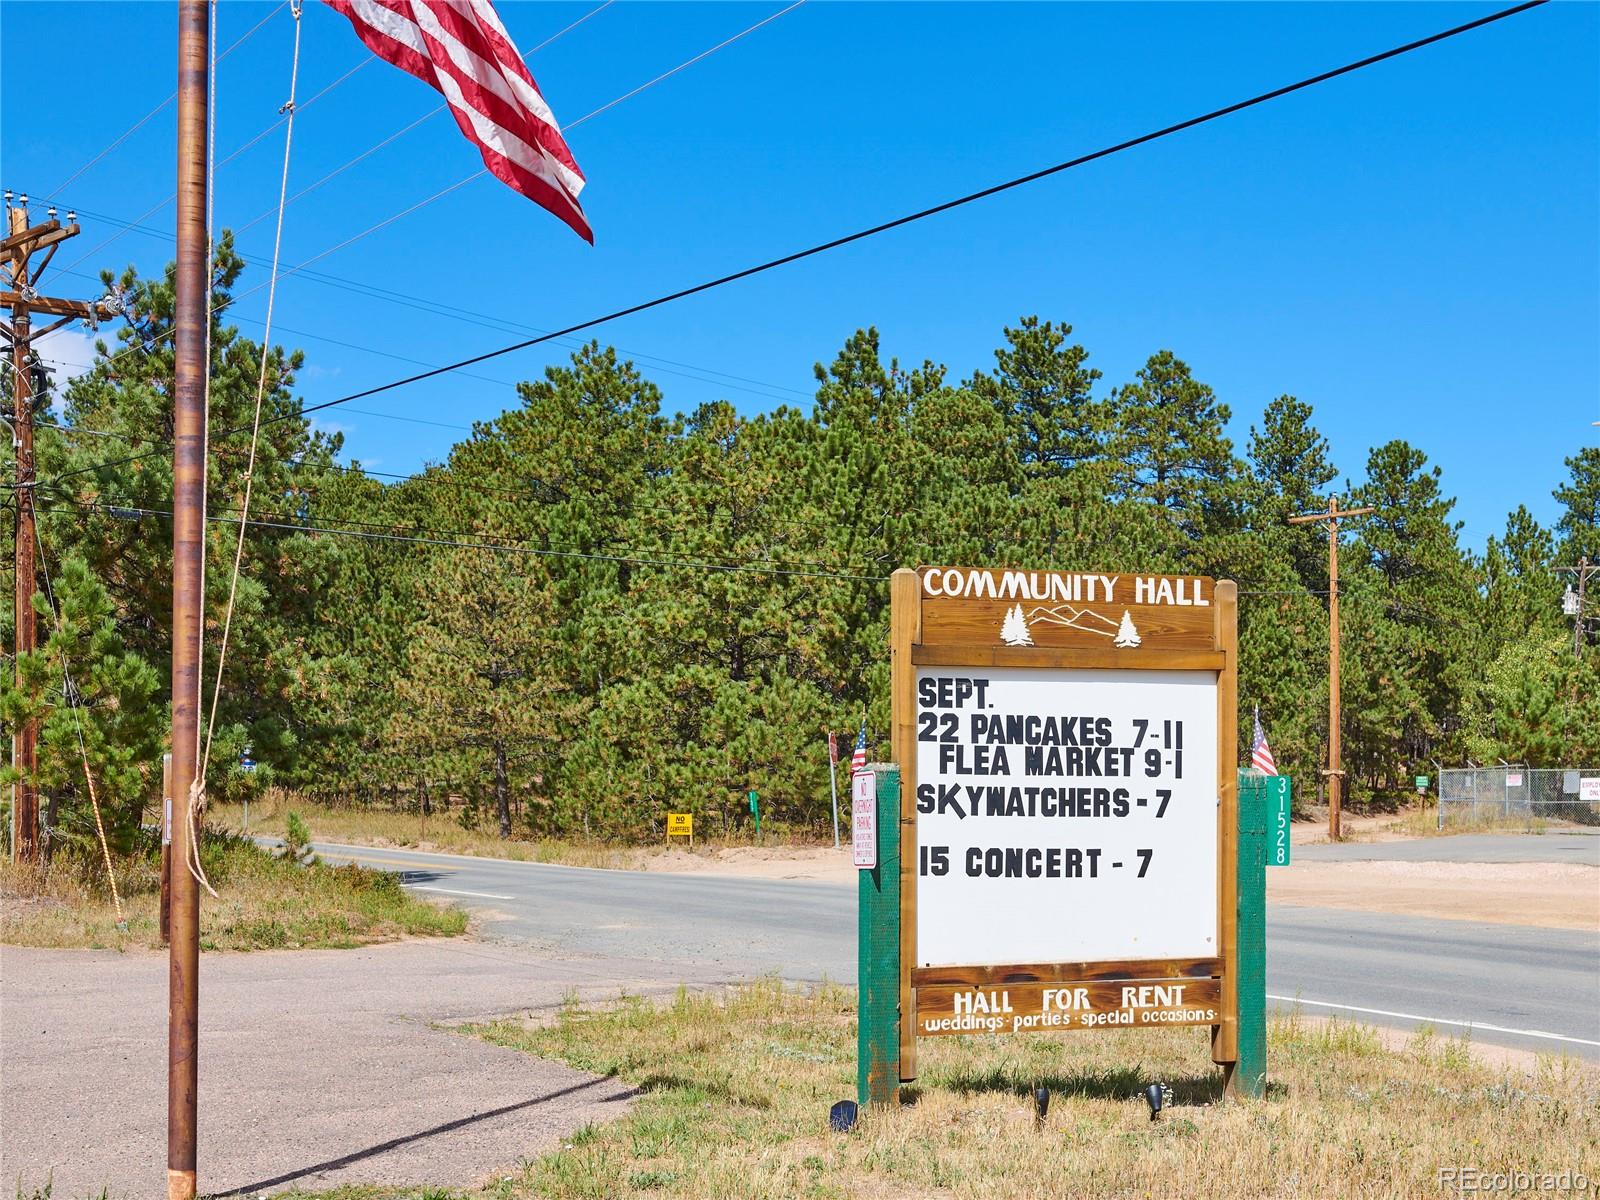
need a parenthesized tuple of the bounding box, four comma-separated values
(4, 243, 1596, 849)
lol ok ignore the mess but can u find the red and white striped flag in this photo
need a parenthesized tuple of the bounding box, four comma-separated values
(1251, 706, 1278, 775)
(850, 719, 868, 775)
(325, 0, 592, 242)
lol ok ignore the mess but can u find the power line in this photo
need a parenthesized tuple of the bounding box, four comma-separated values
(50, 4, 309, 275)
(276, 2, 1561, 422)
(40, 494, 1406, 593)
(35, 2, 809, 410)
(219, 1, 809, 305)
(46, 498, 887, 581)
(48, 253, 813, 405)
(45, 0, 1548, 488)
(24, 416, 871, 556)
(231, 1, 618, 239)
(38, 2, 289, 203)
(50, 0, 611, 276)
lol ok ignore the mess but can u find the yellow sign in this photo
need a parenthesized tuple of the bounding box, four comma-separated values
(666, 812, 693, 841)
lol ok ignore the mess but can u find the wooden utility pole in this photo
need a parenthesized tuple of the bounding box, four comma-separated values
(3, 193, 114, 864)
(1288, 495, 1373, 842)
(1558, 556, 1595, 661)
(169, 2, 210, 1196)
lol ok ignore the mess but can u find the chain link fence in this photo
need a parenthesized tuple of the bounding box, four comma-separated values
(1437, 767, 1600, 831)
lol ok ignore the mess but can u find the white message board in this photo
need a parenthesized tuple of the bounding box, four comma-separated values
(914, 666, 1218, 966)
(853, 769, 878, 868)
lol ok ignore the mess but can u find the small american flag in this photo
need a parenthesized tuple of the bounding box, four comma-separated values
(1251, 707, 1278, 775)
(850, 719, 868, 775)
(326, 0, 592, 242)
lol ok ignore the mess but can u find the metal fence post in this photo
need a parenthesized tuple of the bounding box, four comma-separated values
(1233, 770, 1268, 1099)
(858, 764, 901, 1108)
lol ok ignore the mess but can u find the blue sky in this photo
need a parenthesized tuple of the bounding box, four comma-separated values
(3, 1, 1595, 551)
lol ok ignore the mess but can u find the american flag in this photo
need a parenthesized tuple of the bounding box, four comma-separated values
(326, 0, 592, 242)
(1251, 707, 1278, 775)
(849, 720, 868, 775)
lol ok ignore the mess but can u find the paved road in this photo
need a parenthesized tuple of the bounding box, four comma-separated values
(0, 940, 731, 1199)
(309, 840, 1600, 1060)
(1295, 830, 1600, 865)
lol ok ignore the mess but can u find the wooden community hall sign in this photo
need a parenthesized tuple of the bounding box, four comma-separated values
(852, 564, 1264, 1104)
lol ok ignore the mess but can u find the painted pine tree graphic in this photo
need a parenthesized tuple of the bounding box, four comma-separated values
(1000, 603, 1034, 646)
(1113, 610, 1141, 648)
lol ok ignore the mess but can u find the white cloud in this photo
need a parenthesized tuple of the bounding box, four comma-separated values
(33, 324, 100, 385)
(33, 327, 103, 415)
(34, 326, 101, 381)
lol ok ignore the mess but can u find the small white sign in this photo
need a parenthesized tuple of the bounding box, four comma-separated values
(1581, 777, 1600, 803)
(1506, 772, 1523, 787)
(852, 769, 878, 869)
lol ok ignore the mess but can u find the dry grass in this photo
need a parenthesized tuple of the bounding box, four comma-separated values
(0, 832, 466, 951)
(276, 980, 1600, 1200)
(210, 792, 646, 869)
(209, 792, 806, 870)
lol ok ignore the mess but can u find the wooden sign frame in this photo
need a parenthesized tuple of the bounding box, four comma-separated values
(889, 566, 1241, 1088)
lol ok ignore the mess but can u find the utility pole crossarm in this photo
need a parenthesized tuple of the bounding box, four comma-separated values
(1557, 556, 1595, 661)
(0, 219, 69, 257)
(0, 291, 113, 321)
(1287, 504, 1374, 525)
(5, 200, 116, 867)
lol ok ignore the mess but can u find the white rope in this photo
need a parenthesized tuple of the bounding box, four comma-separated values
(232, 0, 616, 237)
(240, 0, 807, 294)
(39, 0, 792, 388)
(29, 522, 124, 924)
(185, 0, 222, 900)
(195, 0, 302, 830)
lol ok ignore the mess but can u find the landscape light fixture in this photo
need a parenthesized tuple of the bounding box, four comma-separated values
(1033, 1086, 1050, 1129)
(828, 1099, 858, 1133)
(1144, 1082, 1165, 1121)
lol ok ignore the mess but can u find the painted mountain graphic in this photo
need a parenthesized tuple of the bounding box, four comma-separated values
(1024, 604, 1122, 637)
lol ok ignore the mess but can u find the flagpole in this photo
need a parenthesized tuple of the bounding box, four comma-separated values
(169, 2, 209, 1196)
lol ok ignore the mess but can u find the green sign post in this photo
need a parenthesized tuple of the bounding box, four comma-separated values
(854, 766, 1264, 1105)
(857, 767, 900, 1107)
(1234, 770, 1270, 1098)
(1266, 776, 1292, 868)
(749, 789, 760, 837)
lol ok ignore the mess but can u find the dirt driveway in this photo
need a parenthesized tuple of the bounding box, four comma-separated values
(0, 938, 731, 1198)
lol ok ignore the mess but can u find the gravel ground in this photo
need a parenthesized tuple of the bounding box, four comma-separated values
(0, 938, 734, 1198)
(1292, 830, 1600, 864)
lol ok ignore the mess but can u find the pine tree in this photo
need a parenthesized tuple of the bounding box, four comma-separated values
(1113, 611, 1141, 648)
(1001, 604, 1032, 646)
(0, 556, 163, 853)
(1107, 351, 1243, 553)
(1554, 448, 1600, 563)
(969, 316, 1106, 478)
(391, 549, 570, 838)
